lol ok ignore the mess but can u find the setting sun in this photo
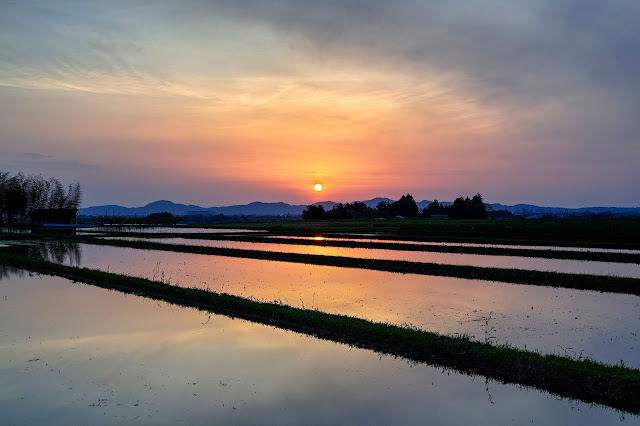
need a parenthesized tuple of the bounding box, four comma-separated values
(314, 183, 323, 192)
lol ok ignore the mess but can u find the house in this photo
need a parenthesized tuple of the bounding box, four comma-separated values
(29, 209, 78, 226)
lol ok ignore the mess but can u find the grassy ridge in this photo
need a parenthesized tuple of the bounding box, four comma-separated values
(94, 232, 640, 264)
(1, 250, 639, 414)
(74, 236, 640, 296)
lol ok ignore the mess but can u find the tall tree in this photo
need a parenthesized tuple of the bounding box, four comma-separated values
(469, 193, 488, 219)
(448, 197, 468, 219)
(302, 204, 325, 220)
(3, 175, 28, 224)
(392, 194, 419, 217)
(47, 178, 66, 209)
(64, 182, 82, 209)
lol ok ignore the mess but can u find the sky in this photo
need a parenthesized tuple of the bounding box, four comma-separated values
(1, 1, 639, 208)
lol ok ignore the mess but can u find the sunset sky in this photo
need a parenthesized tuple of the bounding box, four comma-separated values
(1, 1, 639, 208)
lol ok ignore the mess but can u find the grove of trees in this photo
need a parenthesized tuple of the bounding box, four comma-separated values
(303, 193, 488, 220)
(0, 172, 82, 225)
(303, 194, 420, 220)
(447, 193, 488, 219)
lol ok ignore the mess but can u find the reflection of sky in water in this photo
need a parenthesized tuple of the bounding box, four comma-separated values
(105, 237, 640, 278)
(46, 243, 640, 368)
(0, 272, 634, 424)
(277, 236, 640, 254)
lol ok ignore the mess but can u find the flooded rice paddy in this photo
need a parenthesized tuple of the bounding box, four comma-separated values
(33, 242, 640, 369)
(76, 226, 266, 234)
(275, 236, 640, 254)
(2, 230, 640, 422)
(103, 237, 640, 278)
(0, 270, 635, 424)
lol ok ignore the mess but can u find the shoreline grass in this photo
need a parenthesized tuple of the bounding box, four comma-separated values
(71, 236, 640, 296)
(1, 250, 639, 414)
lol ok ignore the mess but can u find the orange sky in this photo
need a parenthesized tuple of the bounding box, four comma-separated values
(1, 1, 639, 207)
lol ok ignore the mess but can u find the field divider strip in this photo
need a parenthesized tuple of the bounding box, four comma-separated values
(1, 250, 639, 414)
(74, 236, 640, 295)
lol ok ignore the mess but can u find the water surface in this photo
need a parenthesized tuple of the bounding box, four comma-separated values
(107, 237, 640, 278)
(43, 243, 640, 368)
(0, 271, 634, 424)
(273, 236, 640, 254)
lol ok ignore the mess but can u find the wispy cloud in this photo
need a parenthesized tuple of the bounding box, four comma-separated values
(0, 1, 638, 206)
(0, 152, 98, 172)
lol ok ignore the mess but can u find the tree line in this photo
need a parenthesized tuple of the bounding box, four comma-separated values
(425, 194, 488, 219)
(303, 193, 488, 220)
(0, 172, 82, 225)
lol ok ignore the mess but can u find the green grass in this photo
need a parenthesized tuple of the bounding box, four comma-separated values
(71, 236, 640, 296)
(1, 250, 639, 414)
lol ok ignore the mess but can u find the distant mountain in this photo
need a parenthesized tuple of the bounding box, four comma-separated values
(488, 203, 640, 216)
(78, 199, 640, 218)
(79, 200, 205, 217)
(79, 199, 340, 217)
(359, 197, 394, 208)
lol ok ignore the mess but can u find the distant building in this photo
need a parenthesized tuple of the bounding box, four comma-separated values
(29, 209, 78, 226)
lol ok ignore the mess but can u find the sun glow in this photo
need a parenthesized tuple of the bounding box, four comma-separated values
(313, 183, 323, 192)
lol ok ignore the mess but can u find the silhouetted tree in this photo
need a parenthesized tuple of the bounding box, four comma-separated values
(374, 195, 418, 218)
(344, 201, 373, 218)
(64, 182, 82, 209)
(24, 174, 51, 211)
(325, 202, 374, 219)
(448, 197, 468, 219)
(448, 193, 488, 219)
(304, 201, 374, 220)
(0, 172, 82, 225)
(392, 194, 419, 217)
(326, 203, 347, 219)
(3, 175, 28, 225)
(375, 201, 391, 218)
(302, 204, 325, 220)
(48, 178, 66, 209)
(423, 199, 446, 217)
(469, 193, 488, 219)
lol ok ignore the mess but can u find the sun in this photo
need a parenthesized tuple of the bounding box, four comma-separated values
(313, 183, 323, 192)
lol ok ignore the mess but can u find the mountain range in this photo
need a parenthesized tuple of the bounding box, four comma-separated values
(78, 199, 640, 218)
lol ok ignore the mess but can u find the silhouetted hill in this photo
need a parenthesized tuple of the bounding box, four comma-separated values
(80, 200, 337, 217)
(79, 199, 640, 218)
(80, 200, 203, 217)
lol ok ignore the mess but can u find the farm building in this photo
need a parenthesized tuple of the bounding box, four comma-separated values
(29, 209, 78, 226)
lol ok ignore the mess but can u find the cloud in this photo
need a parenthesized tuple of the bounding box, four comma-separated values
(203, 1, 640, 137)
(0, 152, 98, 173)
(0, 1, 638, 206)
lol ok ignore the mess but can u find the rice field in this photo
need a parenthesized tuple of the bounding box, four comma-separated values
(1, 224, 640, 423)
